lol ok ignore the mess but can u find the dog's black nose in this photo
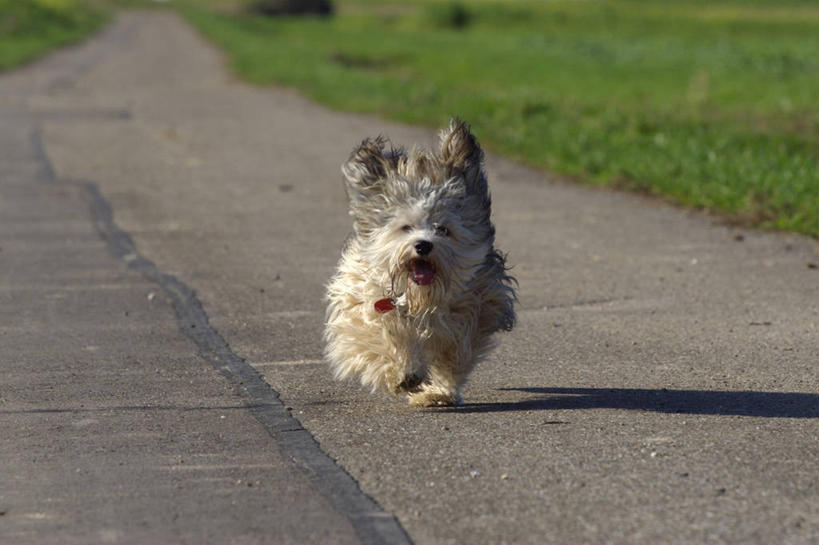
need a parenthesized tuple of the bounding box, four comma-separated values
(414, 240, 433, 256)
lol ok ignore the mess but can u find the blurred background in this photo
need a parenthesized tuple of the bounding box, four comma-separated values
(2, 0, 817, 238)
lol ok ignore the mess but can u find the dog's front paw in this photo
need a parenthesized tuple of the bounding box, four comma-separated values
(408, 389, 459, 407)
(394, 373, 426, 393)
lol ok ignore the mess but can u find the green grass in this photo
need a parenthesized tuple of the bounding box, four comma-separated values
(185, 2, 819, 236)
(0, 0, 108, 71)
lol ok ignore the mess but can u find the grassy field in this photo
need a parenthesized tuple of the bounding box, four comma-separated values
(3, 0, 816, 237)
(176, 0, 818, 237)
(0, 0, 108, 71)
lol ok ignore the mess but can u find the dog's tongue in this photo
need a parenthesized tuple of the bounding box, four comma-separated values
(411, 260, 435, 286)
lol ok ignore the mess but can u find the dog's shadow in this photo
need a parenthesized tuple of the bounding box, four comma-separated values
(449, 387, 819, 418)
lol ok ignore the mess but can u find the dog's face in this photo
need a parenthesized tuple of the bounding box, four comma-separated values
(341, 121, 496, 307)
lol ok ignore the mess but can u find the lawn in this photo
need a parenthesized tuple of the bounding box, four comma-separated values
(0, 0, 108, 71)
(4, 0, 816, 237)
(177, 0, 818, 237)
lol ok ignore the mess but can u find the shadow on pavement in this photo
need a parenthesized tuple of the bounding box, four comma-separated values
(451, 387, 819, 418)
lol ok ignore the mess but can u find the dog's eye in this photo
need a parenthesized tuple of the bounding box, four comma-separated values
(434, 224, 449, 237)
(401, 225, 413, 232)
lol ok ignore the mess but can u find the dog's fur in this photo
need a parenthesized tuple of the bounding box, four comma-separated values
(324, 120, 516, 406)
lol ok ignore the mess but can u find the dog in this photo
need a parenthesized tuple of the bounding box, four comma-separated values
(324, 120, 516, 406)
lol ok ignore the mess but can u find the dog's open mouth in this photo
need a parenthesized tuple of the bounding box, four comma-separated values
(409, 259, 436, 286)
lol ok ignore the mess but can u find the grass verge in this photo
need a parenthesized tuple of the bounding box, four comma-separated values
(0, 0, 108, 71)
(190, 1, 817, 237)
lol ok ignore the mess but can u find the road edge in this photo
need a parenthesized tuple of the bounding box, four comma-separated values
(32, 125, 412, 545)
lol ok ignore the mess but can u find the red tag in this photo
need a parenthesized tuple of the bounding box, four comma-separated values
(374, 298, 395, 313)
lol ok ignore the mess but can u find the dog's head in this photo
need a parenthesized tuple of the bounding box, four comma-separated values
(341, 120, 496, 309)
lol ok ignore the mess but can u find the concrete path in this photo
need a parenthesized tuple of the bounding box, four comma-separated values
(0, 13, 405, 545)
(2, 10, 817, 544)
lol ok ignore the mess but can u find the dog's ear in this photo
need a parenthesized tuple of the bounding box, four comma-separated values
(342, 136, 391, 204)
(439, 119, 487, 195)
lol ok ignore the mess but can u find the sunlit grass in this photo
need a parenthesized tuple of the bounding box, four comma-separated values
(0, 0, 108, 70)
(10, 0, 811, 237)
(177, 0, 818, 236)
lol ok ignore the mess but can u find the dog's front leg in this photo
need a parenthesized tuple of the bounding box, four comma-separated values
(391, 338, 429, 394)
(407, 328, 476, 407)
(407, 365, 460, 407)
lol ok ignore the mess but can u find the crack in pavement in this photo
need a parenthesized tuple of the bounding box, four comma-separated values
(23, 66, 412, 545)
(36, 151, 412, 545)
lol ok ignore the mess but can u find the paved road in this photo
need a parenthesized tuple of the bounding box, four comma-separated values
(2, 11, 818, 545)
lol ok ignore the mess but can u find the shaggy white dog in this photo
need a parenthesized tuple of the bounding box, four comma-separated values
(325, 120, 516, 406)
